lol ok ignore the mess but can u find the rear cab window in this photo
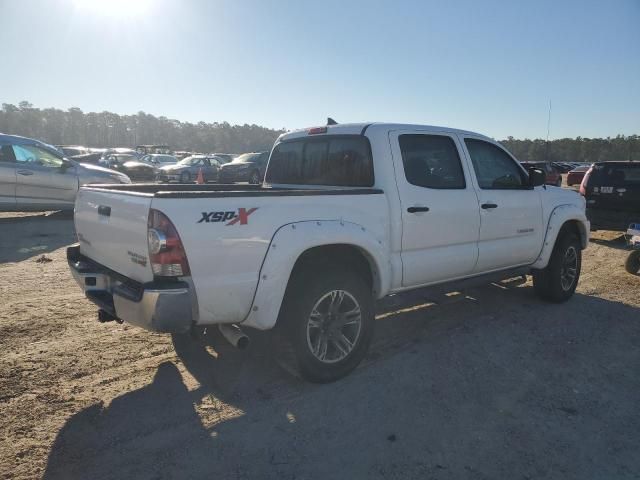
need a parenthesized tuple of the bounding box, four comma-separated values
(266, 135, 374, 187)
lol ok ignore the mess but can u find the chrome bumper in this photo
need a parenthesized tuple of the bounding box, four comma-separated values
(67, 245, 193, 333)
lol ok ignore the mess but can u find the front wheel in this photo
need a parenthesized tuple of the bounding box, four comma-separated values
(532, 231, 582, 302)
(278, 266, 374, 383)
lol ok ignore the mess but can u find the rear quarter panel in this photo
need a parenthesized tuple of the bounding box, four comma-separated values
(151, 192, 389, 326)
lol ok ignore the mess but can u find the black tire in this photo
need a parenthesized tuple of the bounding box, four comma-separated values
(532, 230, 582, 302)
(556, 178, 562, 187)
(180, 171, 191, 183)
(249, 170, 261, 184)
(277, 265, 374, 383)
(625, 250, 640, 275)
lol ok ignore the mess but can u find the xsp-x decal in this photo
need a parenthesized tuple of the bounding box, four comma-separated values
(198, 207, 258, 226)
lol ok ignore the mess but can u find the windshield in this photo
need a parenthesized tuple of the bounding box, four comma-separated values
(232, 153, 260, 163)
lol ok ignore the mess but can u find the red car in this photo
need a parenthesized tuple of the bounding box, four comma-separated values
(567, 166, 590, 186)
(520, 162, 562, 187)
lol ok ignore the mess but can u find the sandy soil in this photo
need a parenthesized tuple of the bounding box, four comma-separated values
(0, 211, 639, 479)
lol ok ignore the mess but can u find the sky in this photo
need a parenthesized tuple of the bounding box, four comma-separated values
(0, 0, 638, 139)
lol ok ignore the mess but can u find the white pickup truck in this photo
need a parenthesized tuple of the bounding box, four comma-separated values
(68, 122, 589, 382)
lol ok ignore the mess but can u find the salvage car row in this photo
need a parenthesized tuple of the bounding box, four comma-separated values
(0, 134, 272, 210)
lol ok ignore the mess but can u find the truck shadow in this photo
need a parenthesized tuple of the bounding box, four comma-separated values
(43, 283, 640, 479)
(0, 211, 75, 263)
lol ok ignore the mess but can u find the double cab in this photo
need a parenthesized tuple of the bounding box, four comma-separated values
(68, 123, 589, 382)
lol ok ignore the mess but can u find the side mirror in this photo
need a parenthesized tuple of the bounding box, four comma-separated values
(60, 160, 71, 172)
(528, 167, 546, 187)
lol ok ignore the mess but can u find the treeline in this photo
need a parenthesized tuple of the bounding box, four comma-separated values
(1, 102, 638, 161)
(0, 101, 284, 154)
(501, 135, 639, 163)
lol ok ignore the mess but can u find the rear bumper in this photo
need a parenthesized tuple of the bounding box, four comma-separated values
(67, 245, 193, 333)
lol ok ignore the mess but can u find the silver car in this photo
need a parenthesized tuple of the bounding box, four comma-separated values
(0, 133, 131, 211)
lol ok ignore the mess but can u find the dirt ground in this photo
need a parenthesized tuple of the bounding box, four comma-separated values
(1, 209, 639, 480)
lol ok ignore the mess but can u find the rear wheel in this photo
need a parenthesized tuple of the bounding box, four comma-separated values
(625, 250, 640, 275)
(556, 177, 562, 187)
(180, 171, 191, 183)
(277, 265, 374, 383)
(533, 230, 582, 302)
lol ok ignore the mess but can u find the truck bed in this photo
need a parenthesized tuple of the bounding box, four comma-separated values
(84, 183, 383, 198)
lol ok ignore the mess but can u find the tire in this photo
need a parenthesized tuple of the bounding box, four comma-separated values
(277, 265, 374, 383)
(180, 171, 191, 183)
(625, 250, 640, 275)
(532, 230, 582, 302)
(556, 178, 562, 187)
(249, 170, 261, 184)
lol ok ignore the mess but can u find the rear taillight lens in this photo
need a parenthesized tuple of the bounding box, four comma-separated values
(579, 167, 593, 196)
(147, 209, 190, 277)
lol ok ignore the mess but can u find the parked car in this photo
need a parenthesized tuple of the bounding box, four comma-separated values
(139, 154, 178, 167)
(68, 152, 103, 165)
(580, 162, 640, 230)
(113, 154, 179, 182)
(218, 151, 269, 184)
(520, 161, 562, 186)
(210, 153, 236, 164)
(67, 122, 589, 383)
(157, 155, 222, 183)
(566, 165, 590, 186)
(0, 133, 130, 211)
(56, 145, 89, 157)
(552, 162, 575, 173)
(136, 144, 171, 155)
(100, 152, 139, 169)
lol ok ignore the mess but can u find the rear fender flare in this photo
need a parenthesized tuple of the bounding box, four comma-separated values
(241, 220, 390, 330)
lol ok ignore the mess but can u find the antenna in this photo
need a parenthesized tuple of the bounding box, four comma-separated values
(545, 99, 552, 163)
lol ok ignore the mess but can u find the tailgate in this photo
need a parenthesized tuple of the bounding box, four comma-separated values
(74, 188, 154, 283)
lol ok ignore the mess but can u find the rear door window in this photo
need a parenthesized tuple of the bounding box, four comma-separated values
(399, 134, 466, 189)
(266, 136, 373, 186)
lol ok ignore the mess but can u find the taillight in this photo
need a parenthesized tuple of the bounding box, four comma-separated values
(579, 167, 592, 196)
(147, 209, 190, 277)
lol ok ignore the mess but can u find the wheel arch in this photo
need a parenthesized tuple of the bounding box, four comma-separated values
(531, 204, 590, 270)
(240, 220, 390, 330)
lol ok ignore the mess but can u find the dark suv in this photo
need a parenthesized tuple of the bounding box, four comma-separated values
(580, 161, 640, 229)
(218, 152, 269, 184)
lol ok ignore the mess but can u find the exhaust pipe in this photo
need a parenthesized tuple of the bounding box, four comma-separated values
(218, 324, 250, 350)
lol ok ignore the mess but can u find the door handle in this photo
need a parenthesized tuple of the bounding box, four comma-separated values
(407, 206, 430, 213)
(481, 203, 498, 209)
(17, 170, 34, 176)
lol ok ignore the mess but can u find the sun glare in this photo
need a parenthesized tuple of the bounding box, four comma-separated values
(73, 0, 152, 18)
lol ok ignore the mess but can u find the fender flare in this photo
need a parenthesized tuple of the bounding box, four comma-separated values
(531, 204, 590, 270)
(241, 220, 390, 330)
